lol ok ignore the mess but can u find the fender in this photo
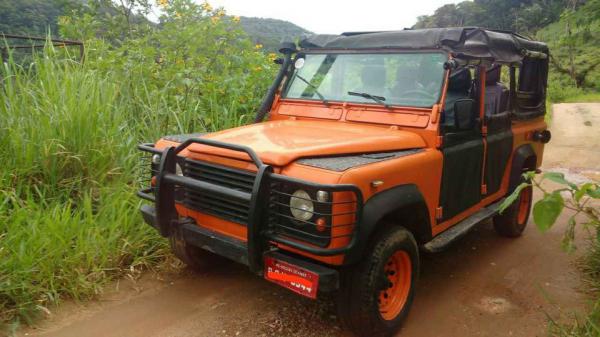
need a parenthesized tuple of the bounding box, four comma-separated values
(508, 144, 537, 192)
(345, 184, 431, 265)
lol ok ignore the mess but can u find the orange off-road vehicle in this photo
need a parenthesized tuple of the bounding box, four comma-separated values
(138, 28, 551, 336)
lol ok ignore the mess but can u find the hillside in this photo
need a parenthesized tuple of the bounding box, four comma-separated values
(0, 1, 312, 53)
(413, 0, 600, 94)
(238, 16, 312, 51)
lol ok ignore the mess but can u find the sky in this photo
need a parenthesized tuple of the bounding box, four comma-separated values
(204, 0, 462, 34)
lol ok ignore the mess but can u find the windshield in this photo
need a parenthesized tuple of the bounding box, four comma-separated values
(283, 52, 447, 108)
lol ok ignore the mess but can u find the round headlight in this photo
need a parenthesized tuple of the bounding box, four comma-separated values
(151, 154, 161, 165)
(290, 190, 314, 221)
(175, 163, 183, 176)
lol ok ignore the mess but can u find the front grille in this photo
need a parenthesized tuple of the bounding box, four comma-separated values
(181, 158, 256, 225)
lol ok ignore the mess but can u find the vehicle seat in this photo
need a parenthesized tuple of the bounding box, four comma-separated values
(443, 68, 472, 127)
(392, 66, 417, 96)
(484, 65, 509, 116)
(356, 65, 386, 94)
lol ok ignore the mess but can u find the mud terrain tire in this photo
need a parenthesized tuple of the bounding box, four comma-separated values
(336, 226, 419, 337)
(494, 183, 533, 237)
(169, 226, 229, 270)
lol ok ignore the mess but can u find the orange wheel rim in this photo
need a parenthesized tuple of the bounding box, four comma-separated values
(378, 250, 412, 321)
(517, 186, 532, 224)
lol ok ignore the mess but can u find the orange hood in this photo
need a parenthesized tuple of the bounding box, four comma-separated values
(187, 120, 426, 166)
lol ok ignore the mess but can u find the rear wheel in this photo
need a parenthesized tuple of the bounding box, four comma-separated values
(169, 225, 229, 270)
(336, 227, 419, 337)
(494, 183, 533, 237)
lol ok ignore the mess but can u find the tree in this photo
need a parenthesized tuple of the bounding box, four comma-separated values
(0, 0, 81, 37)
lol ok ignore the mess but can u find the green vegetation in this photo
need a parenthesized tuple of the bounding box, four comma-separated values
(501, 172, 600, 336)
(0, 0, 273, 330)
(1, 0, 598, 334)
(0, 0, 309, 53)
(0, 0, 80, 37)
(239, 16, 312, 51)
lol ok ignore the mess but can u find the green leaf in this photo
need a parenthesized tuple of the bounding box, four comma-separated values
(587, 185, 600, 199)
(498, 183, 530, 213)
(542, 172, 577, 189)
(533, 192, 564, 232)
(521, 171, 536, 181)
(575, 183, 595, 201)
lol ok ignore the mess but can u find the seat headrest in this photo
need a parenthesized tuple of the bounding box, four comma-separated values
(486, 65, 501, 85)
(448, 68, 471, 92)
(361, 65, 386, 88)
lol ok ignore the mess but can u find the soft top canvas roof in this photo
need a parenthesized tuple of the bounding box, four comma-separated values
(299, 28, 549, 64)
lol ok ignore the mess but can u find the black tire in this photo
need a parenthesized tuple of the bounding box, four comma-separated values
(169, 226, 229, 270)
(336, 226, 419, 337)
(493, 184, 533, 237)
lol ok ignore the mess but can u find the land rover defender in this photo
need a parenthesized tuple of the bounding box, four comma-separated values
(138, 28, 551, 336)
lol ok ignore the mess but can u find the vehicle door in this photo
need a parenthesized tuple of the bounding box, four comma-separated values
(438, 67, 485, 221)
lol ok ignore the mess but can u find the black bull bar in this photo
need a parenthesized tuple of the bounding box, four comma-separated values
(137, 138, 363, 273)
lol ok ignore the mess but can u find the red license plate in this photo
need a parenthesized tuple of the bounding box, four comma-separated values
(264, 256, 319, 299)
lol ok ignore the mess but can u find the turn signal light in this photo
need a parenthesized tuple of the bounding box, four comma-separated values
(315, 217, 327, 232)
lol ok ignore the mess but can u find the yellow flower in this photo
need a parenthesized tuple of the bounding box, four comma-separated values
(211, 16, 220, 24)
(216, 9, 226, 17)
(157, 0, 168, 8)
(232, 16, 240, 23)
(254, 66, 262, 72)
(201, 2, 213, 12)
(268, 53, 277, 61)
(255, 44, 263, 49)
(175, 11, 181, 18)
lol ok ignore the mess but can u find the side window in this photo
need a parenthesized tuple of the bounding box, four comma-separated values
(442, 67, 473, 129)
(513, 57, 548, 119)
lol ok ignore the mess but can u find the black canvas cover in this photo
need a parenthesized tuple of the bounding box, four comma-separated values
(299, 28, 548, 64)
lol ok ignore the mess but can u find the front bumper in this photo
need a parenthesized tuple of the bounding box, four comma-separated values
(140, 205, 339, 293)
(137, 138, 363, 274)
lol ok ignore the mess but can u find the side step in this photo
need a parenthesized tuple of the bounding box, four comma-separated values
(422, 199, 504, 253)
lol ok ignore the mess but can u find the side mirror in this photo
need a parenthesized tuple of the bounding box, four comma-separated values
(454, 98, 476, 130)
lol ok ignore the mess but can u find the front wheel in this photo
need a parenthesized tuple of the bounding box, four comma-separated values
(493, 184, 533, 237)
(336, 227, 419, 337)
(169, 225, 229, 270)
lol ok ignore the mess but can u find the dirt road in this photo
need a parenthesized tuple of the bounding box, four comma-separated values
(21, 103, 599, 337)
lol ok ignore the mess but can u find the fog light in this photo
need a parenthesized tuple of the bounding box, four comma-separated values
(151, 154, 161, 165)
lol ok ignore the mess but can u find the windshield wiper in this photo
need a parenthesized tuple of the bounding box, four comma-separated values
(347, 91, 390, 109)
(295, 74, 329, 105)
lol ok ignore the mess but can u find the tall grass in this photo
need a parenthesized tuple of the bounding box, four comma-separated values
(0, 50, 163, 328)
(549, 240, 600, 336)
(0, 36, 271, 330)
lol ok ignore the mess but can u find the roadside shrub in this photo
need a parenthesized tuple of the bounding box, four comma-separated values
(0, 0, 274, 328)
(501, 172, 600, 336)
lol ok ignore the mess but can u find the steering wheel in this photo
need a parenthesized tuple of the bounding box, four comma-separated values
(397, 89, 436, 100)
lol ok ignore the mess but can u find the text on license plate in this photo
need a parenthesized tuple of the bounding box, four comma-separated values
(264, 256, 319, 299)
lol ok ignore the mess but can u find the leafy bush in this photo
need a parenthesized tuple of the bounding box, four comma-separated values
(0, 0, 274, 328)
(500, 172, 600, 336)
